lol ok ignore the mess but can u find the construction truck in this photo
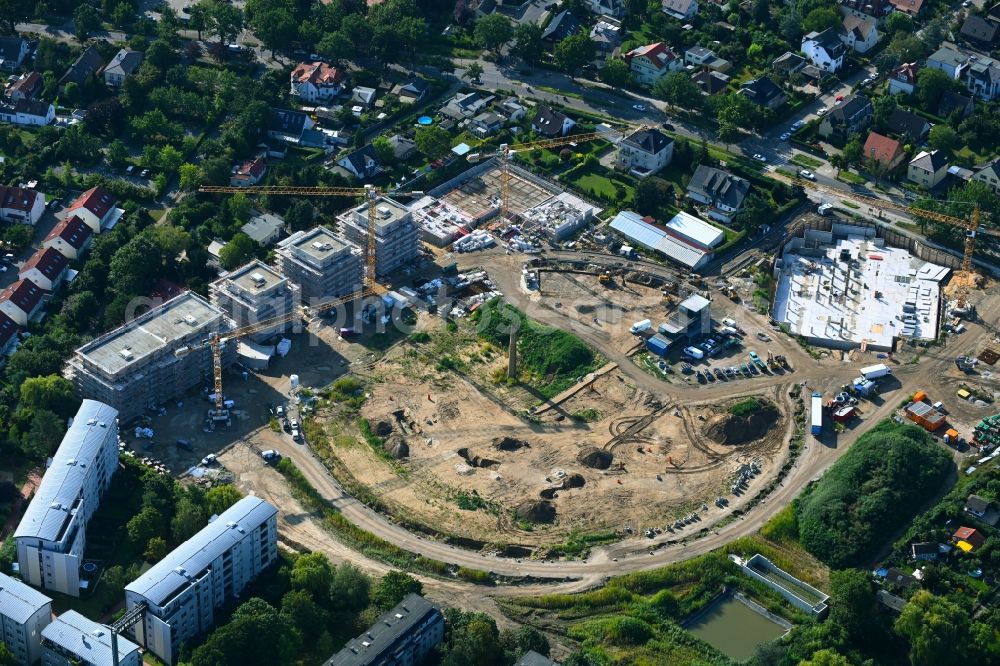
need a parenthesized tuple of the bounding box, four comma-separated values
(598, 271, 614, 286)
(775, 354, 790, 370)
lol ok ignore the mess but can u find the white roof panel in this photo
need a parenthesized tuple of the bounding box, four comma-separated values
(42, 610, 139, 666)
(664, 211, 724, 248)
(0, 572, 51, 623)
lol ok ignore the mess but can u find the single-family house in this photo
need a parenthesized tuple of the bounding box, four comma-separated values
(351, 86, 378, 108)
(0, 279, 45, 326)
(739, 76, 788, 110)
(801, 28, 847, 72)
(0, 98, 54, 126)
(961, 15, 1000, 46)
(772, 52, 806, 76)
(818, 94, 872, 139)
(0, 186, 45, 225)
(885, 107, 931, 143)
(839, 0, 891, 23)
(229, 157, 267, 187)
(241, 212, 284, 246)
(42, 215, 94, 260)
(532, 106, 575, 137)
(662, 0, 698, 20)
(102, 48, 142, 87)
(624, 43, 684, 86)
(888, 0, 924, 16)
(496, 99, 527, 123)
(542, 11, 581, 42)
(6, 71, 43, 101)
(591, 17, 624, 55)
(686, 165, 751, 223)
(926, 47, 968, 80)
(685, 46, 731, 72)
(840, 16, 879, 53)
(19, 247, 68, 292)
(58, 45, 103, 89)
(938, 90, 974, 119)
(910, 542, 938, 561)
(337, 144, 384, 180)
(290, 61, 347, 103)
(470, 112, 503, 138)
(268, 107, 315, 143)
(0, 311, 19, 357)
(973, 159, 1000, 192)
(442, 91, 491, 118)
(863, 132, 906, 170)
(966, 56, 1000, 101)
(952, 526, 985, 550)
(692, 70, 730, 96)
(888, 62, 919, 95)
(883, 568, 918, 590)
(908, 150, 950, 188)
(0, 36, 29, 72)
(617, 128, 674, 176)
(461, 0, 497, 19)
(393, 78, 430, 104)
(388, 134, 417, 160)
(965, 494, 992, 518)
(64, 186, 121, 233)
(586, 0, 624, 17)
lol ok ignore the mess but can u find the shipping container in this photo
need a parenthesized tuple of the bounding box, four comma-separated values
(646, 335, 670, 357)
(860, 363, 891, 380)
(811, 392, 823, 435)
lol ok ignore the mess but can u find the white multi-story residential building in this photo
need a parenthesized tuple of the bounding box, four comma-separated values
(209, 260, 299, 341)
(617, 128, 674, 176)
(41, 610, 140, 666)
(124, 497, 279, 665)
(325, 594, 444, 666)
(289, 61, 347, 102)
(623, 42, 684, 86)
(14, 401, 120, 597)
(0, 572, 53, 666)
(276, 226, 363, 302)
(801, 28, 846, 72)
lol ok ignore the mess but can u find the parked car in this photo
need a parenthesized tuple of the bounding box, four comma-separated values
(140, 169, 150, 178)
(799, 169, 816, 180)
(201, 453, 217, 466)
(791, 120, 804, 130)
(661, 122, 675, 131)
(752, 154, 767, 162)
(260, 449, 281, 463)
(125, 165, 135, 175)
(780, 132, 791, 141)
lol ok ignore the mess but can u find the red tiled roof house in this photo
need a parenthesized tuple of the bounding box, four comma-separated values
(64, 186, 120, 233)
(0, 279, 45, 326)
(0, 186, 46, 226)
(229, 157, 267, 187)
(42, 215, 94, 260)
(863, 132, 906, 170)
(19, 247, 69, 291)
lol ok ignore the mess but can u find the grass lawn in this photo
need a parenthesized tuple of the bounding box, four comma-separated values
(538, 84, 583, 100)
(840, 199, 860, 209)
(837, 170, 866, 185)
(569, 170, 635, 201)
(790, 153, 824, 169)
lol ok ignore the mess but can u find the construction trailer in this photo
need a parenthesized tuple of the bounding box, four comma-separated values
(905, 401, 946, 432)
(811, 392, 823, 435)
(646, 335, 671, 357)
(853, 377, 878, 396)
(860, 363, 891, 380)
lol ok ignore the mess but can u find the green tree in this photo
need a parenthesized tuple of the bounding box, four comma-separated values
(158, 145, 184, 173)
(317, 31, 352, 61)
(331, 563, 370, 611)
(779, 9, 802, 42)
(554, 33, 595, 76)
(829, 152, 847, 175)
(513, 23, 544, 64)
(800, 649, 852, 666)
(872, 94, 897, 132)
(0, 640, 15, 666)
(127, 506, 163, 544)
(717, 121, 740, 148)
(887, 33, 924, 64)
(752, 0, 770, 23)
(842, 136, 863, 165)
(501, 626, 550, 663)
(652, 71, 702, 109)
(598, 58, 632, 89)
(73, 4, 102, 41)
(280, 589, 328, 640)
(205, 484, 243, 515)
(415, 125, 452, 159)
(20, 375, 77, 418)
(145, 536, 168, 562)
(22, 409, 64, 459)
(928, 125, 959, 155)
(107, 139, 129, 167)
(219, 233, 256, 270)
(207, 2, 244, 52)
(0, 0, 32, 33)
(252, 8, 297, 56)
(291, 552, 334, 599)
(916, 68, 962, 114)
(284, 200, 314, 232)
(829, 569, 878, 644)
(895, 590, 969, 666)
(372, 570, 422, 611)
(474, 14, 513, 55)
(188, 1, 210, 41)
(634, 177, 675, 215)
(190, 597, 299, 666)
(802, 7, 841, 33)
(171, 497, 207, 543)
(884, 12, 914, 35)
(371, 135, 396, 166)
(179, 163, 201, 191)
(109, 234, 161, 296)
(463, 62, 484, 82)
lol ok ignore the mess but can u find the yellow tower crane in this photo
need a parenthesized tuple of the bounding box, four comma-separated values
(194, 183, 422, 421)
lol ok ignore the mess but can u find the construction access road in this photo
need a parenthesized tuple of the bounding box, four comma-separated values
(218, 248, 997, 598)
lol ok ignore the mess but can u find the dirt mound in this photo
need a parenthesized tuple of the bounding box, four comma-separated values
(577, 446, 613, 469)
(456, 447, 499, 468)
(703, 406, 779, 445)
(493, 436, 530, 452)
(563, 473, 586, 489)
(516, 500, 556, 523)
(384, 434, 409, 459)
(373, 420, 393, 437)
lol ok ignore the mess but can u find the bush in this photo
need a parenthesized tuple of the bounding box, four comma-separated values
(729, 398, 764, 417)
(796, 421, 951, 567)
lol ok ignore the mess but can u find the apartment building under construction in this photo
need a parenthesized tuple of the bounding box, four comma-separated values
(275, 226, 363, 303)
(65, 292, 236, 422)
(209, 260, 300, 341)
(336, 197, 419, 277)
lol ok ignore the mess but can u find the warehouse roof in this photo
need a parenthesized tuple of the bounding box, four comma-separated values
(0, 572, 51, 623)
(42, 610, 139, 666)
(664, 211, 724, 248)
(609, 211, 710, 269)
(14, 400, 118, 542)
(75, 292, 227, 376)
(125, 497, 277, 605)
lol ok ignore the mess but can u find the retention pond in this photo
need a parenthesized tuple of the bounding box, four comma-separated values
(685, 592, 790, 662)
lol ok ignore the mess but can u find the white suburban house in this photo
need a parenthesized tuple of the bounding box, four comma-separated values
(102, 48, 142, 87)
(801, 28, 846, 72)
(0, 98, 55, 126)
(0, 186, 46, 225)
(926, 47, 968, 80)
(289, 61, 347, 103)
(908, 150, 950, 188)
(889, 62, 919, 95)
(840, 16, 879, 53)
(617, 129, 674, 176)
(624, 42, 684, 85)
(662, 0, 698, 20)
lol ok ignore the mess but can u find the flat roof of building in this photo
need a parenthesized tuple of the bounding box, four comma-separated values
(680, 294, 711, 312)
(325, 593, 440, 666)
(665, 211, 724, 248)
(0, 572, 51, 623)
(773, 232, 944, 349)
(42, 610, 139, 666)
(609, 211, 709, 269)
(347, 197, 409, 231)
(219, 260, 286, 294)
(124, 497, 277, 606)
(14, 401, 118, 543)
(279, 226, 350, 262)
(75, 292, 226, 375)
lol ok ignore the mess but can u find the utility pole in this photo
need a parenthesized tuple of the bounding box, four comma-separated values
(508, 326, 518, 381)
